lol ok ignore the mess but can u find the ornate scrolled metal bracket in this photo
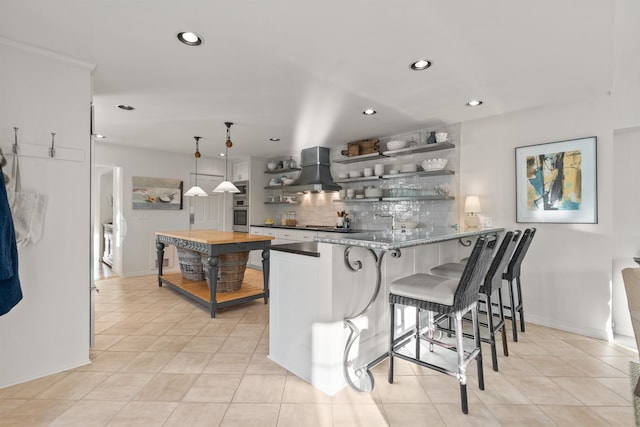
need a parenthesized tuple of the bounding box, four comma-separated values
(342, 245, 401, 393)
(458, 238, 472, 247)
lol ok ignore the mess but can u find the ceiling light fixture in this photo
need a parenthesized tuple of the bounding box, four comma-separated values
(212, 122, 240, 193)
(269, 137, 280, 142)
(117, 104, 134, 111)
(466, 99, 483, 107)
(363, 108, 377, 115)
(177, 31, 203, 46)
(184, 136, 208, 197)
(410, 59, 432, 70)
(94, 134, 106, 139)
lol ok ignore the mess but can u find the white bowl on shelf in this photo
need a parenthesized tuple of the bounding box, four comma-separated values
(400, 163, 418, 173)
(421, 158, 448, 171)
(386, 140, 407, 151)
(349, 171, 362, 178)
(389, 169, 399, 175)
(364, 187, 383, 198)
(281, 177, 295, 185)
(338, 173, 348, 179)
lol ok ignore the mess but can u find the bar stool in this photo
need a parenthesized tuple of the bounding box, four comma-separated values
(429, 231, 520, 371)
(388, 235, 495, 414)
(502, 228, 536, 342)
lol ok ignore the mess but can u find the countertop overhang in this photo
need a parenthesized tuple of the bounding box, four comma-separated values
(271, 242, 320, 257)
(315, 226, 505, 251)
(251, 224, 369, 233)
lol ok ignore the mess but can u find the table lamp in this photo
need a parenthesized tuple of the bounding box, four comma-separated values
(464, 196, 481, 229)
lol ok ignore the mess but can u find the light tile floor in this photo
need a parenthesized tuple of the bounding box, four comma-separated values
(0, 274, 638, 426)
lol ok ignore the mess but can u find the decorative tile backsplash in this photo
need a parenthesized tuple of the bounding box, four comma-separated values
(263, 124, 461, 230)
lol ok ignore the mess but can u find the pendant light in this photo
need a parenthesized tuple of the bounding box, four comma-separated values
(212, 122, 240, 193)
(184, 136, 209, 197)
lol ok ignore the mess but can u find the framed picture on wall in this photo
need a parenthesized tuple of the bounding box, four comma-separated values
(132, 176, 183, 210)
(515, 136, 597, 223)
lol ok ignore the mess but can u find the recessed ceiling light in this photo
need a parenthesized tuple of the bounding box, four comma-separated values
(466, 99, 483, 107)
(269, 137, 280, 142)
(363, 108, 377, 115)
(219, 153, 226, 157)
(94, 134, 106, 139)
(410, 59, 432, 70)
(177, 31, 203, 46)
(118, 104, 134, 111)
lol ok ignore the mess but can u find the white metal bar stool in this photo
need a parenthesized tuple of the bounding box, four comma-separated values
(388, 235, 496, 414)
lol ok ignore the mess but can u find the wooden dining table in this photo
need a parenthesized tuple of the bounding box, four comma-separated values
(155, 229, 274, 317)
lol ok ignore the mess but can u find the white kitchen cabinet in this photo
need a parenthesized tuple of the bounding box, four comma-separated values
(232, 160, 249, 182)
(248, 226, 318, 269)
(248, 226, 276, 268)
(277, 228, 316, 243)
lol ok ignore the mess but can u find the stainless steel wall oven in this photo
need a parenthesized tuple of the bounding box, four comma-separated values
(232, 181, 249, 232)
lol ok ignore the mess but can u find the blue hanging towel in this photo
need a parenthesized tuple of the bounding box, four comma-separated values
(0, 162, 22, 316)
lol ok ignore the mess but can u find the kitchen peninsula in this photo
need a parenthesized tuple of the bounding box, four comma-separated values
(156, 230, 274, 318)
(268, 226, 503, 395)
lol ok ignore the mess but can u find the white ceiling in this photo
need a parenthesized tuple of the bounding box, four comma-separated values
(0, 1, 615, 160)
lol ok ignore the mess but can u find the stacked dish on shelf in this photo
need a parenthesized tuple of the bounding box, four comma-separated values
(386, 140, 407, 150)
(364, 187, 383, 198)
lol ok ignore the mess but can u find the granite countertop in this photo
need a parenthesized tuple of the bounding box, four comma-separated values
(315, 226, 505, 251)
(251, 224, 369, 233)
(270, 242, 320, 257)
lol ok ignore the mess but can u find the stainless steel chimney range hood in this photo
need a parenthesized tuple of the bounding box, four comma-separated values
(286, 146, 342, 193)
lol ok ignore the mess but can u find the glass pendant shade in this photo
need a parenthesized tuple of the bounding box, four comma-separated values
(185, 136, 208, 197)
(212, 122, 240, 193)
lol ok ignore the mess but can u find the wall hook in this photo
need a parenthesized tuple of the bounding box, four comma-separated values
(12, 127, 19, 154)
(49, 132, 56, 158)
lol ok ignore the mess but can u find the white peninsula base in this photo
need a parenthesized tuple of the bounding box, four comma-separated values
(268, 241, 446, 395)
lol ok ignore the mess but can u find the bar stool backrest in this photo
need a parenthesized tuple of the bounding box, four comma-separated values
(504, 228, 536, 280)
(484, 231, 520, 295)
(453, 235, 497, 311)
(622, 268, 640, 355)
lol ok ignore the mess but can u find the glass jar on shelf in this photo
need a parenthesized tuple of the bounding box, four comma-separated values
(281, 211, 296, 226)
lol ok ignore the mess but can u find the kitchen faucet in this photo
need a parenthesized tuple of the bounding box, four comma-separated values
(374, 213, 395, 230)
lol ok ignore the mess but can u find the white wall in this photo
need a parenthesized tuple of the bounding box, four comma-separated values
(460, 96, 615, 339)
(456, 0, 640, 340)
(612, 127, 640, 337)
(0, 40, 93, 387)
(95, 143, 228, 277)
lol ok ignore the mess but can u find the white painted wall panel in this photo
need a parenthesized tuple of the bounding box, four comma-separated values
(0, 42, 92, 387)
(460, 97, 614, 339)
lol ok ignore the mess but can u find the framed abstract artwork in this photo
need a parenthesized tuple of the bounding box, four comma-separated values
(515, 136, 597, 223)
(132, 176, 183, 210)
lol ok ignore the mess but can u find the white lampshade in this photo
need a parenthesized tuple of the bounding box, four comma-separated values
(464, 196, 481, 214)
(212, 180, 240, 193)
(184, 185, 208, 197)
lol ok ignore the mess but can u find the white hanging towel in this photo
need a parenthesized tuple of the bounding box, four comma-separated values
(6, 153, 47, 248)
